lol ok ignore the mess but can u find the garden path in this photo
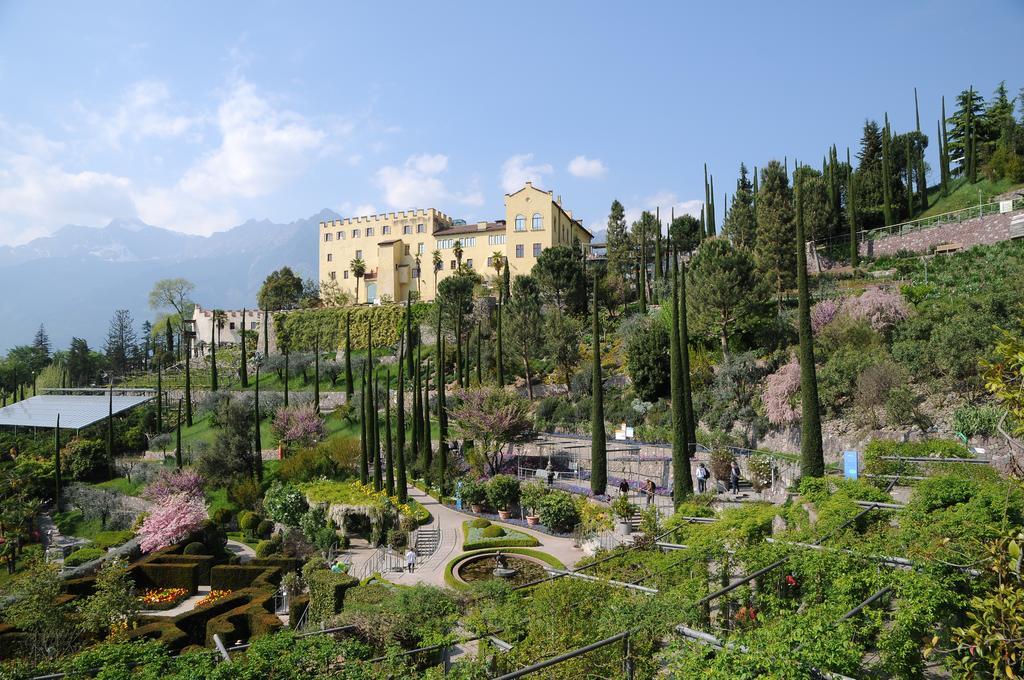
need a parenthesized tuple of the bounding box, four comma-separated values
(139, 585, 211, 617)
(225, 539, 255, 564)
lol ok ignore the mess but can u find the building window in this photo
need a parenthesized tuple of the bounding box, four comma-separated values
(344, 270, 349, 279)
(448, 260, 455, 269)
(404, 245, 411, 255)
(383, 225, 391, 235)
(412, 267, 420, 278)
(532, 213, 543, 230)
(515, 214, 526, 231)
(486, 256, 493, 267)
(463, 236, 476, 247)
(418, 242, 425, 255)
(488, 234, 506, 245)
(404, 225, 413, 235)
(515, 244, 524, 258)
(327, 253, 333, 262)
(229, 322, 236, 330)
(366, 227, 374, 237)
(352, 229, 360, 238)
(466, 258, 473, 268)
(533, 243, 542, 257)
(251, 322, 258, 330)
(355, 249, 363, 259)
(417, 223, 425, 233)
(324, 233, 332, 242)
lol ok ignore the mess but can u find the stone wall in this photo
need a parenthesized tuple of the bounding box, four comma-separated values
(860, 211, 1015, 258)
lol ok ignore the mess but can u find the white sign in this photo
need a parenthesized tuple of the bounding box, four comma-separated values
(1000, 200, 1013, 213)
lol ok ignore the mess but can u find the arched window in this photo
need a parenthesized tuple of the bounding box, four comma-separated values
(532, 213, 543, 230)
(515, 214, 526, 231)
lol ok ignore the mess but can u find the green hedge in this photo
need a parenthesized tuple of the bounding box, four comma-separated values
(306, 570, 358, 625)
(461, 521, 540, 551)
(863, 438, 971, 478)
(249, 556, 304, 574)
(274, 302, 433, 352)
(64, 546, 104, 567)
(210, 565, 279, 591)
(152, 554, 217, 585)
(136, 563, 200, 594)
(288, 593, 310, 627)
(443, 548, 565, 590)
(93, 530, 135, 550)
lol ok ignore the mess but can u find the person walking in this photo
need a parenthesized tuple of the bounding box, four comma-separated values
(405, 547, 417, 573)
(644, 479, 656, 507)
(729, 460, 741, 495)
(618, 479, 630, 497)
(696, 463, 709, 494)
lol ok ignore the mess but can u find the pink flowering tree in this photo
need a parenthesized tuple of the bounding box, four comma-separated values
(143, 468, 205, 503)
(138, 493, 208, 553)
(449, 387, 534, 476)
(842, 288, 909, 334)
(271, 404, 325, 450)
(810, 298, 841, 334)
(762, 360, 801, 427)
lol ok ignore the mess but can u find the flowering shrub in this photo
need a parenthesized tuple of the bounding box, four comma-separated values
(138, 493, 208, 553)
(143, 468, 205, 502)
(272, 404, 326, 448)
(842, 288, 909, 333)
(139, 587, 189, 609)
(196, 589, 232, 607)
(810, 298, 841, 334)
(762, 360, 801, 426)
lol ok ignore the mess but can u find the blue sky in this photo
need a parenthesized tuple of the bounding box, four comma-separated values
(0, 0, 1021, 245)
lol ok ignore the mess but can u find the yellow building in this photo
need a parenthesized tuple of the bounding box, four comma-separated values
(318, 182, 592, 303)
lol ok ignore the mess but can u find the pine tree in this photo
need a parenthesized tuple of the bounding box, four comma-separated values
(723, 163, 756, 249)
(881, 117, 895, 226)
(795, 171, 824, 477)
(605, 199, 631, 290)
(753, 160, 795, 309)
(344, 312, 353, 399)
(590, 275, 606, 496)
(385, 368, 394, 496)
(669, 244, 691, 506)
(240, 309, 249, 388)
(396, 338, 408, 503)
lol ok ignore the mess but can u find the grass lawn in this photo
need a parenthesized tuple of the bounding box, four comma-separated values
(225, 531, 261, 549)
(170, 408, 358, 453)
(462, 520, 540, 551)
(53, 509, 105, 541)
(921, 176, 1023, 218)
(95, 477, 144, 496)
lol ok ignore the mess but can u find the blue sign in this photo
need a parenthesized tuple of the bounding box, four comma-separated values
(843, 451, 859, 480)
(455, 480, 463, 510)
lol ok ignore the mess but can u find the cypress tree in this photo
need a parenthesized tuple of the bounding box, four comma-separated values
(240, 309, 248, 388)
(679, 253, 696, 449)
(405, 293, 414, 378)
(455, 299, 463, 388)
(940, 97, 951, 196)
(967, 86, 978, 184)
(210, 316, 218, 392)
(421, 356, 432, 484)
(700, 208, 706, 241)
(703, 163, 710, 236)
(938, 118, 948, 196)
(359, 362, 368, 484)
(669, 244, 691, 506)
(107, 382, 115, 478)
(881, 116, 894, 226)
(653, 207, 662, 287)
(502, 260, 511, 301)
(165, 317, 173, 358)
(283, 348, 289, 407)
(156, 362, 162, 429)
(795, 171, 825, 477)
(590, 274, 606, 496)
(344, 312, 353, 399)
(708, 175, 716, 236)
(54, 414, 62, 512)
(175, 398, 182, 470)
(183, 325, 192, 427)
(396, 338, 408, 502)
(638, 222, 648, 314)
(254, 364, 263, 483)
(847, 147, 859, 268)
(906, 135, 915, 216)
(914, 88, 929, 211)
(373, 371, 382, 492)
(262, 308, 269, 357)
(313, 330, 321, 414)
(385, 368, 394, 496)
(413, 343, 423, 475)
(475, 320, 482, 385)
(436, 336, 449, 493)
(496, 272, 505, 386)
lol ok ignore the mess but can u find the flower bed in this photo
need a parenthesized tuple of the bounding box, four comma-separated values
(139, 587, 190, 611)
(445, 504, 574, 537)
(196, 589, 233, 608)
(461, 520, 540, 551)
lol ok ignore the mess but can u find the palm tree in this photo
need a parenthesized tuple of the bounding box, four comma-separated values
(454, 240, 464, 269)
(491, 251, 505, 298)
(213, 310, 226, 346)
(350, 257, 366, 303)
(432, 249, 443, 296)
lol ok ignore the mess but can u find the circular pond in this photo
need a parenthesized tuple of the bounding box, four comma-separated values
(452, 552, 551, 587)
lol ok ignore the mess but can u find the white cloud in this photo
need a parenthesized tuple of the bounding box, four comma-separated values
(567, 155, 607, 179)
(376, 153, 483, 209)
(623, 191, 703, 232)
(88, 80, 202, 149)
(501, 153, 552, 193)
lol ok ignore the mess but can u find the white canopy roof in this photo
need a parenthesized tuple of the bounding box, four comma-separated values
(0, 391, 154, 429)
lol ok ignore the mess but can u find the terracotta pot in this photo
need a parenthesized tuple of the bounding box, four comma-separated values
(497, 510, 511, 520)
(470, 504, 483, 514)
(526, 515, 540, 526)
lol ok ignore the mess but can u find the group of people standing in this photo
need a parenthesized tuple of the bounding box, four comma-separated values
(618, 460, 743, 502)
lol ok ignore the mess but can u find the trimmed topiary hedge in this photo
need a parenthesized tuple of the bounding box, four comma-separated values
(64, 546, 104, 567)
(137, 563, 200, 594)
(183, 542, 206, 555)
(461, 521, 540, 551)
(306, 570, 358, 625)
(210, 565, 280, 591)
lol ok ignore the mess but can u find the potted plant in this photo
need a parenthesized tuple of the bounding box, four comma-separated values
(460, 478, 487, 513)
(520, 481, 548, 526)
(486, 475, 521, 520)
(610, 495, 637, 536)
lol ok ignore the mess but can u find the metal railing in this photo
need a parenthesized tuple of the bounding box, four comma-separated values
(356, 545, 405, 579)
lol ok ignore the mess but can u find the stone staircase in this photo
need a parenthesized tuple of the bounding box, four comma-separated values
(414, 527, 441, 557)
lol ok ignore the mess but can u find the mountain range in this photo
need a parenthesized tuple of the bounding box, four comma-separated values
(0, 210, 339, 353)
